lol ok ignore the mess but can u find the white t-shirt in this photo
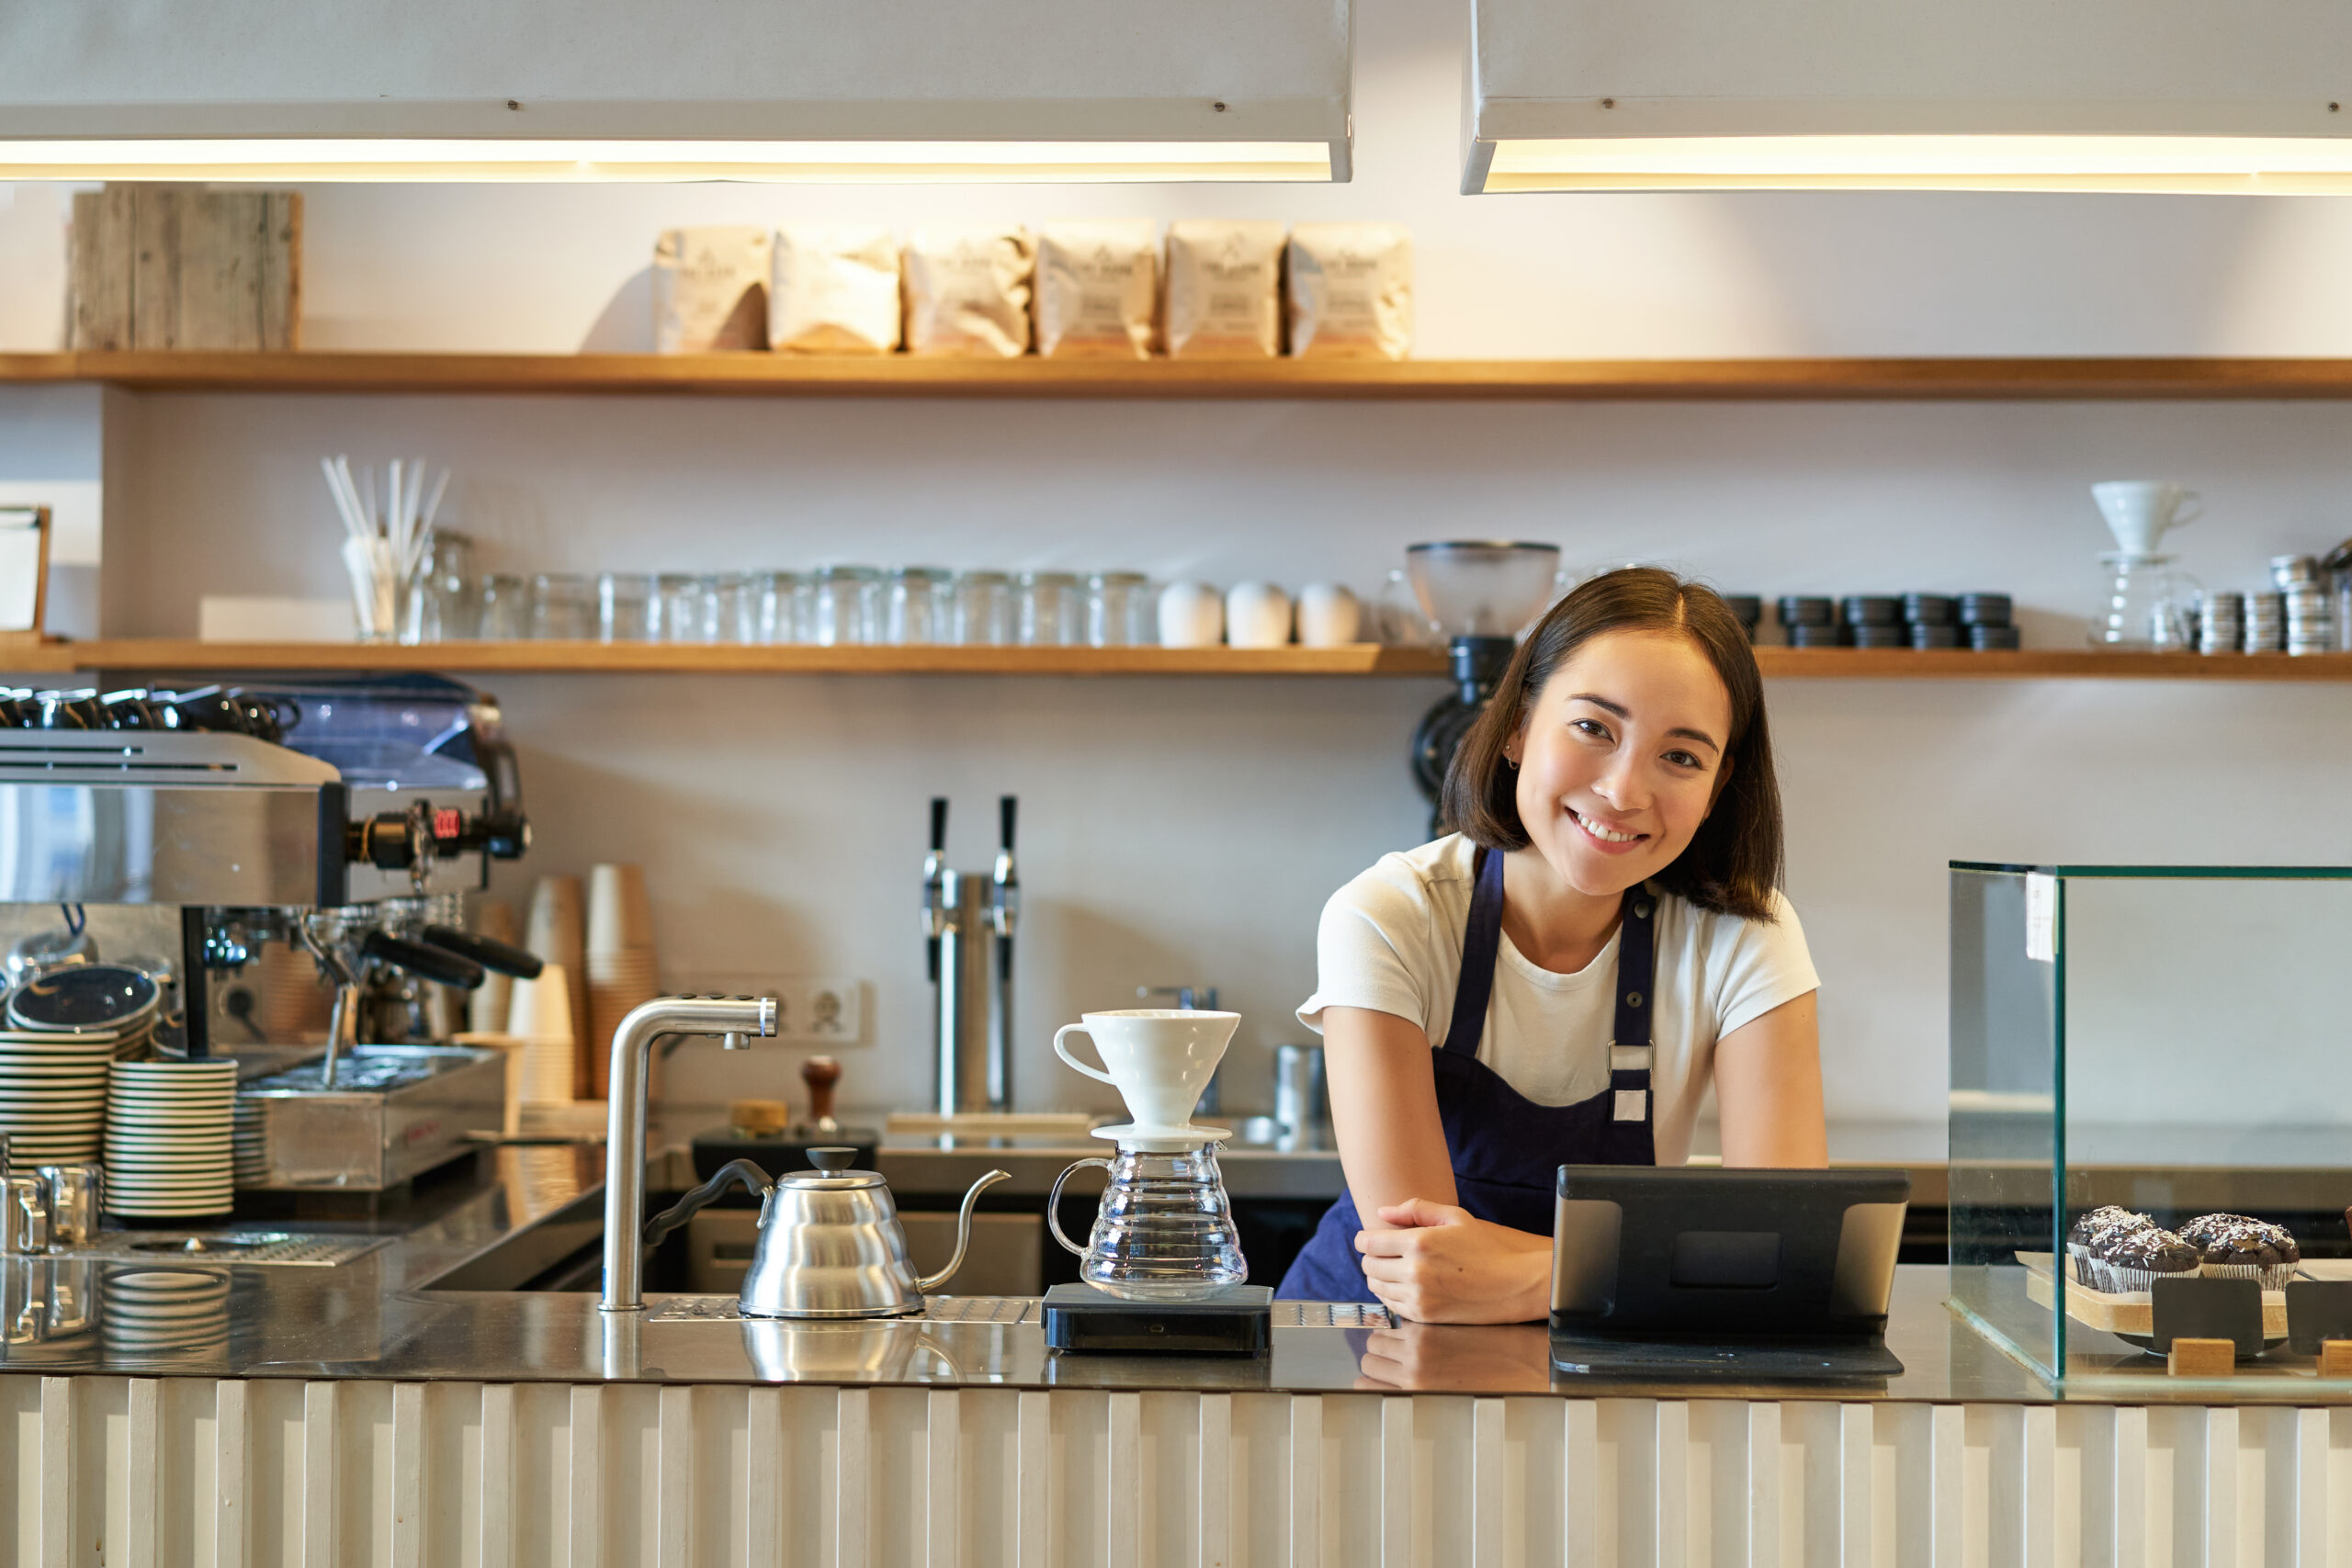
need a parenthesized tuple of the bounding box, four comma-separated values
(1296, 833, 1820, 1167)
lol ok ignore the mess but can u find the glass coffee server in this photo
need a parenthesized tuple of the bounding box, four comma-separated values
(1949, 862, 2352, 1394)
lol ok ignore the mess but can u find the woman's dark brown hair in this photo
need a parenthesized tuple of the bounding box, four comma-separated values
(1439, 567, 1784, 921)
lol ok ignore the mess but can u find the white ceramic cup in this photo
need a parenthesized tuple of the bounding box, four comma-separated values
(1052, 1009, 1239, 1133)
(1225, 581, 1295, 648)
(1295, 582, 1363, 647)
(1157, 581, 1225, 648)
(2092, 480, 2202, 557)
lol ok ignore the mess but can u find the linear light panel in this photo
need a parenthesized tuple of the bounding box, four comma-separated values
(0, 138, 1336, 184)
(1475, 135, 2352, 194)
(1468, 0, 2352, 195)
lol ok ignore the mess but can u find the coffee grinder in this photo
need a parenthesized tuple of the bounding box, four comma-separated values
(1404, 541, 1564, 833)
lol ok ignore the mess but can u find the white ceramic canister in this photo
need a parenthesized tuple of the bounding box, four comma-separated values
(1224, 581, 1295, 649)
(1295, 582, 1362, 647)
(1158, 581, 1226, 648)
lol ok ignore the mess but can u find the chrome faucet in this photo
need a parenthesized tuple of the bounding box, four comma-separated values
(601, 992, 778, 1314)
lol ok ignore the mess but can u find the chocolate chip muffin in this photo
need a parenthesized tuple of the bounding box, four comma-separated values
(2092, 1224, 2200, 1292)
(2067, 1206, 2151, 1274)
(2177, 1213, 2299, 1289)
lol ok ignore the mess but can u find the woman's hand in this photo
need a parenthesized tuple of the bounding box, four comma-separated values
(1354, 1198, 1552, 1324)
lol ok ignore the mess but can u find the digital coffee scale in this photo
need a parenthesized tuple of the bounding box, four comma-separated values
(1548, 1166, 1912, 1381)
(1044, 1283, 1274, 1355)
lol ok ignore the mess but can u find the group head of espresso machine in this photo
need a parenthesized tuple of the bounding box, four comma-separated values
(0, 676, 541, 1187)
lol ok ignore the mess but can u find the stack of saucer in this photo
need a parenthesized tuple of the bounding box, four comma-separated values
(0, 1030, 118, 1164)
(102, 1268, 232, 1359)
(586, 863, 660, 1100)
(104, 1059, 237, 1217)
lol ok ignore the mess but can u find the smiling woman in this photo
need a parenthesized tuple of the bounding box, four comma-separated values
(1277, 567, 1827, 1323)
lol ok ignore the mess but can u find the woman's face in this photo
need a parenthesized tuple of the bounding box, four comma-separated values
(1504, 628, 1735, 899)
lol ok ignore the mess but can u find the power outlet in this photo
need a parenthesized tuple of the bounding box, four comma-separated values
(773, 977, 865, 1046)
(666, 974, 866, 1046)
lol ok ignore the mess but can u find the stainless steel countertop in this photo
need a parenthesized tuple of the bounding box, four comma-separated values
(0, 1140, 2325, 1402)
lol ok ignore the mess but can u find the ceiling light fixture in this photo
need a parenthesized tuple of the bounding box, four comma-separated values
(0, 0, 1351, 184)
(1465, 0, 2352, 194)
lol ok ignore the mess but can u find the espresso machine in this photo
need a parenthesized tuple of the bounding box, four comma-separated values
(0, 675, 537, 1193)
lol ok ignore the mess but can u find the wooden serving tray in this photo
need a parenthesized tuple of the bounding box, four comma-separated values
(2018, 1251, 2290, 1337)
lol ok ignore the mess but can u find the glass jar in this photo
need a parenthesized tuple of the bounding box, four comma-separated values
(479, 574, 530, 640)
(651, 573, 701, 643)
(812, 566, 882, 647)
(886, 567, 954, 646)
(1086, 571, 1153, 648)
(751, 571, 808, 644)
(1017, 570, 1084, 647)
(952, 570, 1014, 646)
(597, 573, 653, 642)
(699, 572, 755, 644)
(411, 531, 478, 642)
(530, 574, 595, 639)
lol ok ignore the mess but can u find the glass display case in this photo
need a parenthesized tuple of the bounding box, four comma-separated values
(1949, 862, 2352, 1393)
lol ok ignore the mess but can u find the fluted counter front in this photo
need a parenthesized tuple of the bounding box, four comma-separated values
(2, 1149, 2347, 1564)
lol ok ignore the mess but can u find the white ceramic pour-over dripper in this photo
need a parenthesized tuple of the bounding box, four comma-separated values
(2092, 480, 2202, 558)
(1053, 1009, 1238, 1139)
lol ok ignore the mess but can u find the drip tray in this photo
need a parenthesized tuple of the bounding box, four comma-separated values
(647, 1294, 1391, 1327)
(56, 1231, 392, 1267)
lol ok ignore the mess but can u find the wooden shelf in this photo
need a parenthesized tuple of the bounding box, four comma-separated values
(17, 640, 2352, 681)
(52, 640, 1447, 676)
(13, 351, 2352, 400)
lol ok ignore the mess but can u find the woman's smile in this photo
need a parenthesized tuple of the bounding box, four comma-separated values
(1564, 805, 1649, 852)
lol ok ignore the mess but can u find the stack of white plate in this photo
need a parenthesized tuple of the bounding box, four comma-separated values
(0, 1030, 120, 1164)
(104, 1060, 238, 1217)
(101, 1268, 232, 1359)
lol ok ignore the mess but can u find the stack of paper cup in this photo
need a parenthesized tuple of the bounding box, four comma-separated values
(506, 963, 577, 1106)
(257, 942, 333, 1042)
(585, 864, 660, 1100)
(468, 898, 522, 1037)
(520, 875, 587, 1098)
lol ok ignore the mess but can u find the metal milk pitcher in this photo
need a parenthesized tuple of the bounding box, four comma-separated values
(646, 1146, 1008, 1319)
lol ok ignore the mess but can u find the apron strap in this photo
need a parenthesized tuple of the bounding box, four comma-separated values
(1609, 885, 1658, 1123)
(1437, 846, 1506, 1057)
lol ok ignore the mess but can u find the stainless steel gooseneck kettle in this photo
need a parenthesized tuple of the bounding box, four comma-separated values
(645, 1147, 1009, 1319)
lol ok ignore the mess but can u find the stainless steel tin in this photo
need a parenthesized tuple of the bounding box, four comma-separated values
(1, 1173, 50, 1254)
(34, 1166, 100, 1247)
(1272, 1043, 1330, 1145)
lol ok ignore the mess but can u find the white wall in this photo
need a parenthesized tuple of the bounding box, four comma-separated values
(14, 0, 2352, 1126)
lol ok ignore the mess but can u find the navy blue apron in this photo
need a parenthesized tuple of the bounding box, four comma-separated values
(1276, 846, 1657, 1303)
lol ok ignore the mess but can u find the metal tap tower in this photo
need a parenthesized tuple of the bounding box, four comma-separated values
(923, 795, 1018, 1115)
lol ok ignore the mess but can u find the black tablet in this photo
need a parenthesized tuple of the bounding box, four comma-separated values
(1550, 1166, 1911, 1378)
